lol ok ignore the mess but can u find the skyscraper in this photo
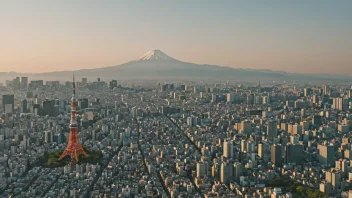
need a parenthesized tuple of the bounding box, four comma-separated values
(21, 99, 28, 113)
(233, 162, 243, 183)
(312, 94, 319, 104)
(271, 144, 282, 167)
(223, 140, 234, 159)
(247, 93, 254, 105)
(258, 142, 270, 162)
(285, 144, 304, 164)
(332, 97, 344, 111)
(78, 98, 89, 109)
(196, 162, 206, 178)
(42, 99, 55, 116)
(323, 85, 329, 95)
(12, 77, 20, 90)
(241, 120, 252, 135)
(325, 170, 342, 190)
(267, 120, 278, 139)
(109, 80, 118, 89)
(318, 143, 334, 166)
(211, 94, 217, 103)
(59, 75, 88, 162)
(227, 93, 234, 103)
(304, 88, 312, 97)
(2, 95, 14, 113)
(312, 115, 323, 126)
(291, 124, 302, 135)
(21, 77, 28, 89)
(45, 131, 53, 144)
(220, 162, 232, 184)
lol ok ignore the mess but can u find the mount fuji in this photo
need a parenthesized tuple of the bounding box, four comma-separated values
(136, 49, 176, 61)
(2, 49, 350, 83)
(74, 49, 257, 79)
(34, 49, 234, 80)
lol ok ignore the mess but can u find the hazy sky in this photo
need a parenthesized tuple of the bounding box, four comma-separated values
(0, 0, 351, 74)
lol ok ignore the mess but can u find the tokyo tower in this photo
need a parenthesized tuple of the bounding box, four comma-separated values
(59, 75, 88, 162)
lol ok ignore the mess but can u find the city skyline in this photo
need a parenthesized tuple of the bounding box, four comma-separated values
(1, 75, 352, 197)
(1, 2, 352, 196)
(1, 1, 351, 74)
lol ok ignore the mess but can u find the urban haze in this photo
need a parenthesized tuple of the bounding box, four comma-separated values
(1, 1, 352, 198)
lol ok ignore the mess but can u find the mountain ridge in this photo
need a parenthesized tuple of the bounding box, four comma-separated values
(1, 50, 351, 83)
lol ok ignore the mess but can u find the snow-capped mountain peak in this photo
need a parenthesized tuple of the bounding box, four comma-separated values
(136, 50, 176, 61)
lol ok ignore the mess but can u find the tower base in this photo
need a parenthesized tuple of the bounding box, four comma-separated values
(59, 145, 88, 162)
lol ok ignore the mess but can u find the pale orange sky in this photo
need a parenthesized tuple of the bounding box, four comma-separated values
(0, 1, 351, 74)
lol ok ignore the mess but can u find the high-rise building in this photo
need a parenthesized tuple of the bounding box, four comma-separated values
(199, 92, 203, 98)
(312, 115, 323, 126)
(247, 93, 254, 105)
(304, 88, 312, 96)
(233, 162, 243, 183)
(318, 143, 334, 166)
(179, 84, 186, 90)
(323, 85, 329, 95)
(220, 162, 232, 184)
(29, 80, 44, 89)
(227, 93, 234, 103)
(332, 97, 349, 111)
(267, 120, 278, 139)
(246, 140, 256, 153)
(81, 113, 89, 129)
(258, 142, 270, 162)
(12, 77, 20, 90)
(223, 140, 234, 159)
(325, 170, 342, 190)
(59, 75, 88, 162)
(211, 94, 217, 103)
(131, 106, 137, 118)
(332, 97, 343, 111)
(21, 77, 28, 89)
(45, 131, 53, 143)
(241, 120, 252, 135)
(187, 117, 197, 127)
(335, 159, 349, 178)
(78, 98, 89, 109)
(2, 95, 14, 113)
(285, 144, 304, 164)
(271, 144, 282, 167)
(290, 135, 299, 144)
(312, 94, 319, 104)
(42, 99, 56, 116)
(82, 78, 88, 84)
(291, 124, 302, 135)
(196, 162, 206, 178)
(21, 99, 28, 113)
(168, 84, 174, 90)
(348, 89, 352, 99)
(301, 109, 306, 118)
(109, 80, 118, 89)
(320, 182, 333, 195)
(241, 140, 247, 152)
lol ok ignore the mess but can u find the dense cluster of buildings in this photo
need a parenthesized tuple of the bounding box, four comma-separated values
(0, 77, 352, 197)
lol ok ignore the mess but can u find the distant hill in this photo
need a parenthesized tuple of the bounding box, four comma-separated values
(2, 50, 351, 83)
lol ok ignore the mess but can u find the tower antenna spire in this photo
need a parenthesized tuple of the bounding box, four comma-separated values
(72, 73, 76, 95)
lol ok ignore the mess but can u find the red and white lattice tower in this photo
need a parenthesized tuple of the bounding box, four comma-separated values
(59, 74, 88, 162)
